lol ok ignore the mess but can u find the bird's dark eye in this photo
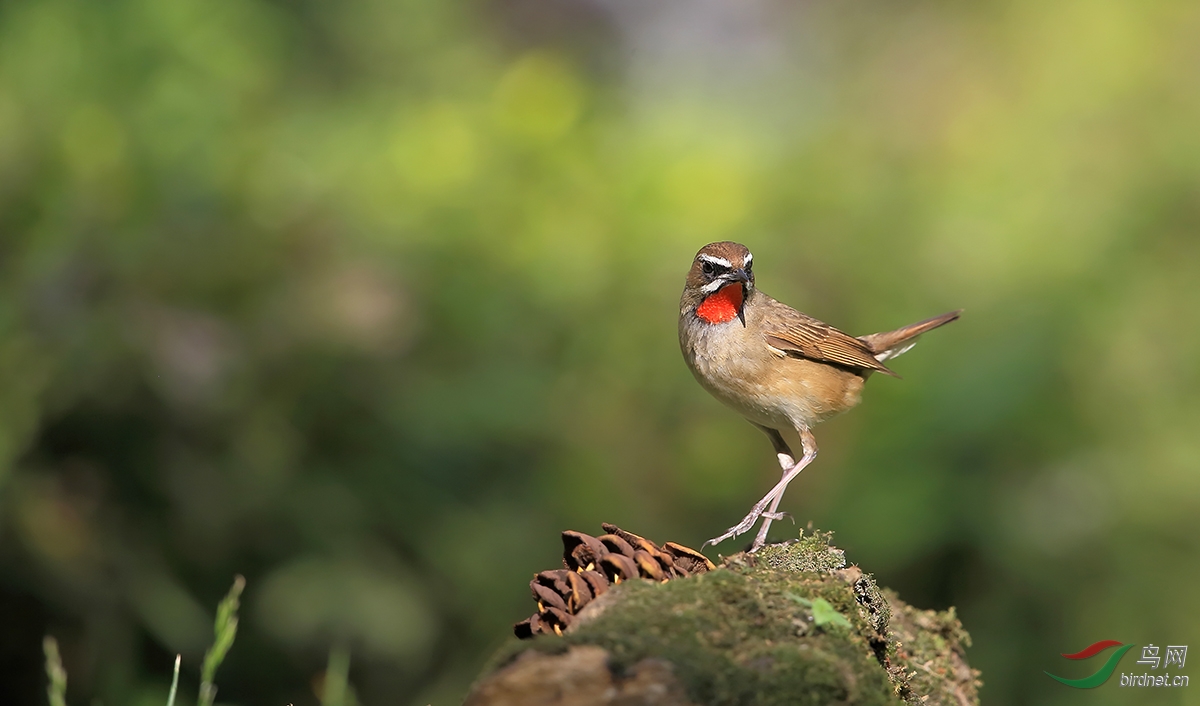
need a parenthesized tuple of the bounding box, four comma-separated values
(701, 261, 715, 276)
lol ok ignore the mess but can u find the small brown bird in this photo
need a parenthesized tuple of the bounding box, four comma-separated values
(679, 241, 960, 551)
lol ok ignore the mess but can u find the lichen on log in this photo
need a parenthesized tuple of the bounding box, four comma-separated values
(466, 529, 980, 706)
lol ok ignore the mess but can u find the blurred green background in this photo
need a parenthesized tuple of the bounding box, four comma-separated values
(2, 0, 1199, 704)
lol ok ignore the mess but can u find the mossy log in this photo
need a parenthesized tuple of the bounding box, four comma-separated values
(466, 530, 980, 706)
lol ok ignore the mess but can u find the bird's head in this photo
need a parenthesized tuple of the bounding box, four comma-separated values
(681, 241, 755, 325)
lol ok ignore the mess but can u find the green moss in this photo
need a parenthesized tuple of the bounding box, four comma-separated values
(751, 529, 847, 574)
(884, 591, 980, 705)
(556, 570, 899, 706)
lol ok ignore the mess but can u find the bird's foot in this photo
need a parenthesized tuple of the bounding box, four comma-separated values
(746, 512, 794, 553)
(703, 501, 775, 549)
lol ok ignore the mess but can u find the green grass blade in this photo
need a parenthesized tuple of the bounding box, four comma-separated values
(199, 575, 246, 706)
(43, 636, 67, 706)
(166, 655, 181, 706)
(320, 644, 351, 706)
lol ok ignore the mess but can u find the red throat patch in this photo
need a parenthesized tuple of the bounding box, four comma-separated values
(696, 284, 745, 324)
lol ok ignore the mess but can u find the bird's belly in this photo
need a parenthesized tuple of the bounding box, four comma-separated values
(685, 326, 864, 430)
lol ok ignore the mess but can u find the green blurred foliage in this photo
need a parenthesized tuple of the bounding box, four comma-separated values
(1, 0, 1199, 704)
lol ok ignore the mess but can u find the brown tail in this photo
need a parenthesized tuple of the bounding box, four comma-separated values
(859, 310, 961, 362)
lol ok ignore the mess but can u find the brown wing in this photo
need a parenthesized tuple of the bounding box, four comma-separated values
(759, 298, 897, 377)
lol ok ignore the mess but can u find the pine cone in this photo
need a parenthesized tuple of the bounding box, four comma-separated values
(514, 524, 715, 639)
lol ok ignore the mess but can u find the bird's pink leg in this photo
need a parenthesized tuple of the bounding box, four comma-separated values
(749, 426, 796, 549)
(705, 427, 817, 551)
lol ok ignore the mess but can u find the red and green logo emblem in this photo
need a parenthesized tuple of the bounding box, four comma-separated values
(1045, 640, 1134, 688)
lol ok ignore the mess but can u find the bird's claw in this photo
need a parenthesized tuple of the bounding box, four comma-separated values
(704, 502, 772, 548)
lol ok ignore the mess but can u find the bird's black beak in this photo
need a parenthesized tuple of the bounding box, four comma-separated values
(724, 269, 750, 326)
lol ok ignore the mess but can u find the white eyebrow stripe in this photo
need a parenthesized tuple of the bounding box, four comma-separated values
(743, 252, 752, 266)
(698, 254, 732, 268)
